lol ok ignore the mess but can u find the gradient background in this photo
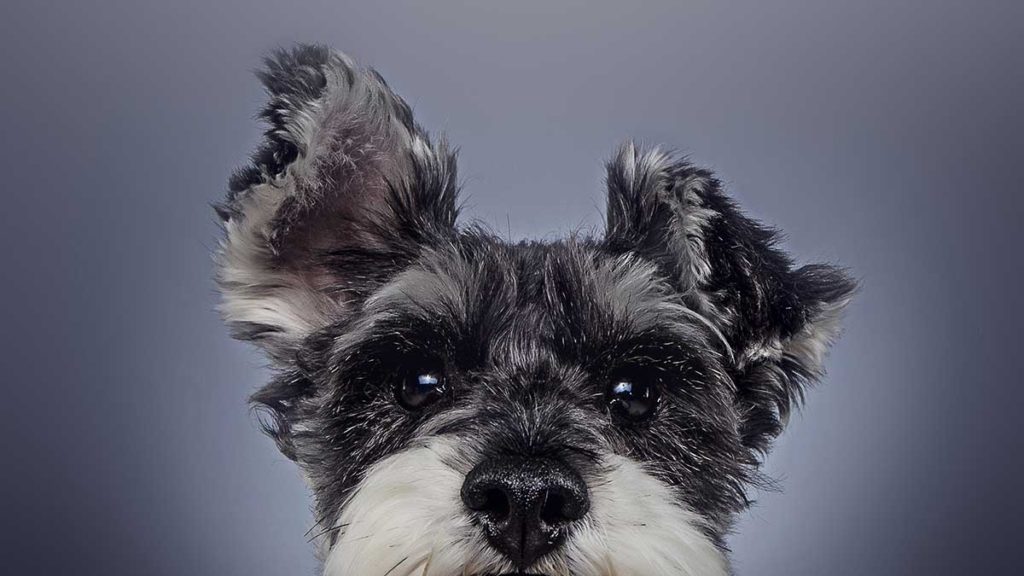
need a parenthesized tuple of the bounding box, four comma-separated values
(2, 1, 1022, 574)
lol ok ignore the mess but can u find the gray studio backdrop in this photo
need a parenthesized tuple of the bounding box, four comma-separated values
(2, 1, 1022, 575)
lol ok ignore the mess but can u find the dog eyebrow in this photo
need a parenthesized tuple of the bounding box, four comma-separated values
(349, 256, 519, 365)
(674, 305, 734, 363)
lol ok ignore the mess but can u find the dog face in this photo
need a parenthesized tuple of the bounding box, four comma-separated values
(216, 45, 854, 576)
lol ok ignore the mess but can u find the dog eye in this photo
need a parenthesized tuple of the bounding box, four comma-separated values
(606, 375, 660, 422)
(396, 368, 447, 410)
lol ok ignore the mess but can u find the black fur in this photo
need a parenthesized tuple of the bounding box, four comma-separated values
(217, 44, 855, 570)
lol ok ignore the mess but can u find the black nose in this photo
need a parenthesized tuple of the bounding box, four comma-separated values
(461, 457, 589, 569)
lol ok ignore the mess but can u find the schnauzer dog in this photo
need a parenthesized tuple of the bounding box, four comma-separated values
(216, 45, 855, 575)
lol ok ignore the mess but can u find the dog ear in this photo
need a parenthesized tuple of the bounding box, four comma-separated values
(216, 45, 459, 363)
(604, 142, 856, 451)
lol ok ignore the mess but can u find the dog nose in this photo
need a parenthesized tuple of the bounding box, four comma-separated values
(461, 457, 589, 569)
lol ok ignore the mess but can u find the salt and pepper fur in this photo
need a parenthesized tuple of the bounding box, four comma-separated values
(216, 45, 855, 575)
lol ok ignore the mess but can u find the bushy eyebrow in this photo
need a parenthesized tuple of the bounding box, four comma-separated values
(341, 252, 521, 369)
(337, 243, 724, 379)
(552, 313, 710, 378)
(541, 249, 715, 357)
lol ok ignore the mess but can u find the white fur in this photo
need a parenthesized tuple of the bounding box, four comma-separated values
(217, 182, 338, 361)
(320, 439, 727, 576)
(562, 455, 729, 576)
(321, 438, 506, 576)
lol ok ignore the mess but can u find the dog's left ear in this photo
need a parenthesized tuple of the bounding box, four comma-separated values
(216, 45, 459, 364)
(604, 143, 856, 451)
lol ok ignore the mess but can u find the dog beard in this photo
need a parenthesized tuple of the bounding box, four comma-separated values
(321, 437, 728, 576)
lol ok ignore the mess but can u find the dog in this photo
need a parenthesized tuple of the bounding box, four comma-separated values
(215, 44, 855, 576)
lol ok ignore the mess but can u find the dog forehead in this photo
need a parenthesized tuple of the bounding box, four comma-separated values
(364, 238, 677, 333)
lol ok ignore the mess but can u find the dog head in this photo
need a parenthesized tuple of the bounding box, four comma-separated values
(216, 45, 855, 576)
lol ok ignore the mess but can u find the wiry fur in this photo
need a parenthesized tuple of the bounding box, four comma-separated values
(216, 45, 856, 575)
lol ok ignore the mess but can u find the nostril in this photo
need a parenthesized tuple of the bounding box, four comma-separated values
(481, 487, 510, 520)
(539, 489, 566, 526)
(461, 471, 514, 522)
(539, 484, 588, 527)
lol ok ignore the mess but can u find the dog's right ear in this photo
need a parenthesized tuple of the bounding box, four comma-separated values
(216, 45, 459, 363)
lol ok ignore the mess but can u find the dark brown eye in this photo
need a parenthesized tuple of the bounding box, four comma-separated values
(606, 374, 660, 422)
(396, 368, 447, 410)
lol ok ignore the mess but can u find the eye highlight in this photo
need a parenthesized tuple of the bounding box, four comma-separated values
(606, 372, 661, 422)
(396, 367, 448, 410)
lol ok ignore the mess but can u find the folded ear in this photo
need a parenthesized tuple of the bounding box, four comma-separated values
(216, 45, 459, 363)
(604, 143, 856, 451)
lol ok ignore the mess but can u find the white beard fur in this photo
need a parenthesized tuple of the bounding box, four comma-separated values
(320, 438, 728, 576)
